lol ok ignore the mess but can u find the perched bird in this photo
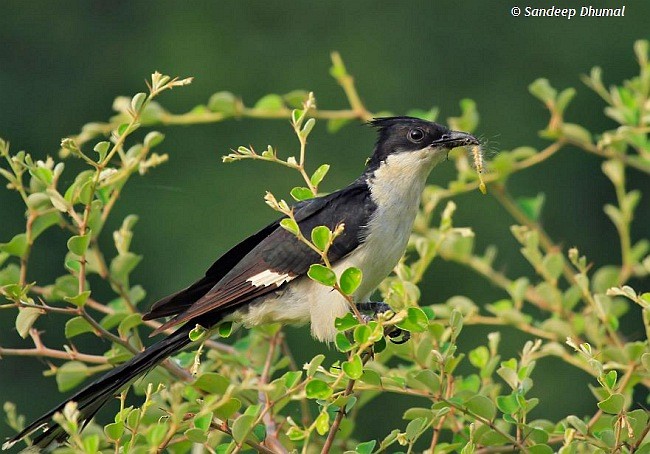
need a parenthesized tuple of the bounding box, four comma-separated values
(3, 116, 479, 451)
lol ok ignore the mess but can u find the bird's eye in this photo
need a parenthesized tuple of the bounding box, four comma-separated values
(408, 128, 425, 143)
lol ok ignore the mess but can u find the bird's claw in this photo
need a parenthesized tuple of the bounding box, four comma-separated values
(357, 301, 411, 344)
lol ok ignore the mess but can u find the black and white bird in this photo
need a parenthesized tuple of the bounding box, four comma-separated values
(4, 116, 479, 451)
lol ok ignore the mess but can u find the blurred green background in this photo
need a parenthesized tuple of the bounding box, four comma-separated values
(1, 0, 648, 443)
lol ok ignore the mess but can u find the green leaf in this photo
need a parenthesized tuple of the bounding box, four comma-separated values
(300, 118, 316, 138)
(144, 131, 164, 148)
(311, 226, 332, 251)
(189, 324, 206, 341)
(63, 291, 91, 308)
(184, 428, 207, 443)
(56, 361, 89, 392)
(215, 398, 241, 420)
(355, 440, 377, 454)
(308, 264, 336, 287)
(516, 193, 545, 221)
(104, 421, 124, 441)
(335, 312, 358, 331)
(342, 354, 363, 379)
(335, 332, 354, 352)
(405, 417, 427, 442)
(208, 91, 237, 115)
(131, 92, 147, 112)
(93, 141, 110, 161)
(283, 90, 309, 108)
(15, 307, 41, 338)
(306, 354, 325, 377)
(353, 324, 371, 344)
(327, 118, 351, 133)
(290, 186, 314, 201)
(527, 445, 553, 454)
(360, 369, 382, 386)
(65, 316, 95, 338)
(193, 412, 213, 431)
(254, 94, 284, 111)
(280, 218, 300, 236)
(1, 233, 28, 257)
(396, 307, 429, 333)
(561, 123, 592, 144)
(310, 164, 330, 187)
(117, 313, 142, 337)
(147, 421, 169, 445)
(315, 411, 330, 436)
(218, 321, 233, 337)
(598, 393, 625, 414)
(194, 373, 229, 395)
(110, 252, 142, 287)
(496, 394, 519, 415)
(67, 233, 91, 256)
(466, 395, 496, 421)
(339, 267, 362, 295)
(305, 379, 332, 399)
(542, 252, 564, 280)
(528, 78, 557, 103)
(566, 415, 588, 435)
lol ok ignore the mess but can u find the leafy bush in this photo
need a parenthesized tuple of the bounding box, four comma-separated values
(1, 44, 649, 453)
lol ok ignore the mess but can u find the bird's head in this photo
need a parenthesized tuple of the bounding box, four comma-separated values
(365, 116, 479, 172)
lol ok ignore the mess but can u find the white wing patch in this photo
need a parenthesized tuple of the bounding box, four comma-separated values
(247, 270, 294, 287)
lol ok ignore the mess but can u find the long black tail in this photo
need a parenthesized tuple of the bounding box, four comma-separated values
(3, 326, 193, 451)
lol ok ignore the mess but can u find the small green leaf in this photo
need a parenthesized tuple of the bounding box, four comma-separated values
(254, 94, 285, 111)
(305, 379, 333, 399)
(597, 393, 625, 414)
(117, 313, 142, 338)
(56, 361, 89, 392)
(65, 316, 95, 338)
(527, 445, 553, 454)
(147, 421, 169, 445)
(566, 415, 588, 435)
(208, 91, 237, 115)
(310, 164, 330, 187)
(300, 118, 316, 138)
(353, 324, 371, 344)
(67, 233, 91, 256)
(311, 226, 332, 251)
(184, 428, 207, 443)
(355, 440, 376, 454)
(63, 290, 91, 308)
(335, 312, 358, 331)
(496, 394, 519, 415)
(335, 332, 354, 352)
(308, 264, 336, 287)
(315, 411, 330, 436)
(93, 141, 110, 161)
(280, 218, 300, 236)
(104, 421, 124, 441)
(290, 187, 314, 201)
(339, 267, 362, 295)
(131, 92, 147, 112)
(306, 354, 325, 377)
(466, 395, 496, 421)
(16, 307, 41, 338)
(516, 193, 545, 221)
(194, 372, 229, 395)
(144, 131, 164, 148)
(193, 413, 213, 431)
(396, 307, 429, 333)
(528, 78, 557, 103)
(342, 354, 363, 379)
(603, 370, 617, 389)
(218, 321, 233, 337)
(0, 233, 28, 257)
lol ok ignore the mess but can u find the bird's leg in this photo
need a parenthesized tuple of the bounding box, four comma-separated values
(356, 301, 410, 344)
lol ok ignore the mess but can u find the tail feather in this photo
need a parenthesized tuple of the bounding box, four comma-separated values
(3, 327, 193, 451)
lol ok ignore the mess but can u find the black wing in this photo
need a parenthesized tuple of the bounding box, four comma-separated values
(145, 179, 375, 334)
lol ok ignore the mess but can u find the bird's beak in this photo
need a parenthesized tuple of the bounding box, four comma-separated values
(431, 130, 480, 149)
